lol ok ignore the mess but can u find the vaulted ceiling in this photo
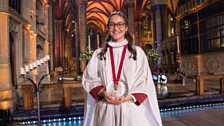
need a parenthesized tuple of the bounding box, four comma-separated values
(86, 0, 179, 32)
(55, 0, 179, 32)
(86, 0, 125, 32)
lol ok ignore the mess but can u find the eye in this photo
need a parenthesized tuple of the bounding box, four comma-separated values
(117, 23, 125, 27)
(109, 23, 115, 27)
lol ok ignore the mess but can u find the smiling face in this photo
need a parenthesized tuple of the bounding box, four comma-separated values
(108, 15, 128, 42)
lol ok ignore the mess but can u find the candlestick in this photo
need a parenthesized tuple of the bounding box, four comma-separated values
(177, 36, 180, 53)
(132, 34, 135, 45)
(88, 35, 91, 52)
(97, 34, 100, 48)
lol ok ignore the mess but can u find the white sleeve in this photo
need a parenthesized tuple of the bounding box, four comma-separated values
(128, 46, 152, 95)
(82, 49, 103, 93)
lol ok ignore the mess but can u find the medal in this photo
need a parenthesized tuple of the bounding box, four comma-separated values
(113, 84, 117, 90)
(106, 80, 128, 97)
(106, 45, 128, 98)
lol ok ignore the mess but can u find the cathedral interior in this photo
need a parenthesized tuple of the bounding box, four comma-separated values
(0, 0, 224, 125)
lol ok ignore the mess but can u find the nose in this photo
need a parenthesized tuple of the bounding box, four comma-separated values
(114, 24, 119, 29)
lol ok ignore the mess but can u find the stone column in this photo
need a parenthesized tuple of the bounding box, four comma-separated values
(151, 0, 168, 68)
(135, 20, 143, 47)
(23, 24, 31, 63)
(21, 0, 32, 21)
(21, 0, 31, 63)
(0, 0, 13, 110)
(29, 0, 37, 32)
(78, 0, 87, 73)
(123, 0, 135, 44)
(55, 19, 64, 66)
(21, 0, 37, 74)
(42, 3, 50, 81)
(48, 0, 55, 73)
(30, 31, 37, 76)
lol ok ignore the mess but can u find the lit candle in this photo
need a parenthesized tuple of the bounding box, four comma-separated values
(20, 67, 25, 75)
(97, 34, 100, 48)
(88, 35, 91, 52)
(177, 36, 180, 53)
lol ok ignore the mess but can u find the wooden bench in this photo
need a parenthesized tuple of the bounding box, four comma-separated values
(196, 74, 224, 96)
(21, 82, 83, 110)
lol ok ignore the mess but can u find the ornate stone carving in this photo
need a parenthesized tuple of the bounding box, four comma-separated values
(184, 59, 196, 71)
(205, 57, 219, 73)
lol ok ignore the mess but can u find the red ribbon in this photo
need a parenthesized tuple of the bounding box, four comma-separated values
(109, 45, 127, 85)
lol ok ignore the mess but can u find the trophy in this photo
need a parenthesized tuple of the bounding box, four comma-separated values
(106, 80, 128, 99)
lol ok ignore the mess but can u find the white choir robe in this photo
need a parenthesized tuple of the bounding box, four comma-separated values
(82, 46, 162, 126)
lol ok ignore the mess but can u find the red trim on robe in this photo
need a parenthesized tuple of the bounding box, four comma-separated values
(90, 85, 104, 100)
(132, 93, 148, 106)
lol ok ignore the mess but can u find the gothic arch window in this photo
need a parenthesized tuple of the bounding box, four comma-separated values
(9, 0, 21, 14)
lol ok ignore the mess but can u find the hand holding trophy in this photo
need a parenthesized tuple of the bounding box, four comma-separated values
(106, 80, 128, 100)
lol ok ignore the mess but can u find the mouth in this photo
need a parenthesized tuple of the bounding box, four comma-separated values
(112, 31, 120, 35)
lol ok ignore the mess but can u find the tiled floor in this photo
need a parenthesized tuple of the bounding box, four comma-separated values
(14, 74, 224, 125)
(17, 107, 224, 126)
(162, 107, 224, 126)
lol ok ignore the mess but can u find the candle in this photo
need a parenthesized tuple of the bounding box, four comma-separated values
(46, 55, 50, 60)
(32, 62, 37, 68)
(40, 58, 44, 64)
(88, 35, 91, 52)
(36, 60, 41, 66)
(29, 64, 34, 69)
(43, 57, 47, 62)
(132, 34, 135, 45)
(97, 34, 100, 48)
(177, 36, 180, 53)
(25, 65, 29, 72)
(20, 67, 25, 75)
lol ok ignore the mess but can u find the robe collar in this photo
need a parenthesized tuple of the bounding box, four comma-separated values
(108, 39, 128, 48)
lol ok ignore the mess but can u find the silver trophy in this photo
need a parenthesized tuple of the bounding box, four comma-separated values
(106, 80, 128, 98)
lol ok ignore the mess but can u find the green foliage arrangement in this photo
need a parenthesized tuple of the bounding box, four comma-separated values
(145, 47, 159, 60)
(79, 49, 94, 60)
